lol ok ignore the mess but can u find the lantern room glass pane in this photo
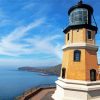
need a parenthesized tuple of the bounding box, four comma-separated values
(69, 8, 88, 25)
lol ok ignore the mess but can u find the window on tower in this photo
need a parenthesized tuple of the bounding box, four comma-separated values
(67, 33, 69, 41)
(62, 68, 66, 79)
(87, 31, 92, 39)
(74, 50, 81, 62)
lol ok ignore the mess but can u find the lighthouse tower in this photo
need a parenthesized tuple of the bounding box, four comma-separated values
(52, 0, 100, 100)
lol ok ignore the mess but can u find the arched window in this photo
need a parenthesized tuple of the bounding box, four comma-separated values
(90, 69, 96, 81)
(62, 68, 66, 79)
(74, 50, 81, 62)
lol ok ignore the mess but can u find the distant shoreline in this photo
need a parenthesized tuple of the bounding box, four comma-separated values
(18, 64, 61, 76)
(19, 70, 57, 76)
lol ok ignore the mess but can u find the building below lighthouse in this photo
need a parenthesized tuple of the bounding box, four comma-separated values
(52, 0, 100, 100)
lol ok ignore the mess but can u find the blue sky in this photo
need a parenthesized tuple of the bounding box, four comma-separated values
(0, 0, 99, 67)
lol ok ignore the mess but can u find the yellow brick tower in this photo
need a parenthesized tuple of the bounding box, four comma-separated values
(62, 0, 98, 81)
(52, 1, 100, 100)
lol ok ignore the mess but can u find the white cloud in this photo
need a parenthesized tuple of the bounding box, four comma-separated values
(0, 17, 62, 61)
(4, 18, 45, 41)
(25, 34, 62, 59)
(0, 18, 46, 56)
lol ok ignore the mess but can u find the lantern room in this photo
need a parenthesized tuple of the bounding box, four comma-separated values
(68, 0, 93, 26)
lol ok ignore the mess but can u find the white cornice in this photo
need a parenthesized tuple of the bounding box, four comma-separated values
(56, 80, 100, 91)
(58, 77, 100, 86)
(62, 43, 99, 51)
(56, 77, 100, 91)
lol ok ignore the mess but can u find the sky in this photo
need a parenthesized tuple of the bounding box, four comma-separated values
(0, 0, 100, 68)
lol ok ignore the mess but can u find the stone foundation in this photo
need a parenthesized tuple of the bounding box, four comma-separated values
(52, 77, 100, 100)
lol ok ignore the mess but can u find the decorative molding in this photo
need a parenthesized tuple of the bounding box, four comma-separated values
(62, 43, 98, 51)
(58, 77, 100, 86)
(56, 78, 100, 91)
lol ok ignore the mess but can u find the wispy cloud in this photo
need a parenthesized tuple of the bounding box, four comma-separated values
(0, 17, 62, 60)
(25, 34, 62, 58)
(0, 0, 64, 67)
(22, 3, 36, 10)
(0, 8, 13, 28)
(0, 18, 46, 56)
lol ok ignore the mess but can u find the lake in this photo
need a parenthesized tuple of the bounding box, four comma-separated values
(0, 68, 58, 100)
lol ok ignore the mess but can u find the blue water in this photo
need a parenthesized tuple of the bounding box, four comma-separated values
(0, 68, 57, 100)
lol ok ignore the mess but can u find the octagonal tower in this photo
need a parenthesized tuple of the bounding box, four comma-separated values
(62, 0, 98, 81)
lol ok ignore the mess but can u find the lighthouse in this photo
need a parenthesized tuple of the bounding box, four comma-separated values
(52, 0, 100, 100)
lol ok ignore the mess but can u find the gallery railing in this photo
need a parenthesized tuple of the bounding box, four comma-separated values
(15, 83, 56, 100)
